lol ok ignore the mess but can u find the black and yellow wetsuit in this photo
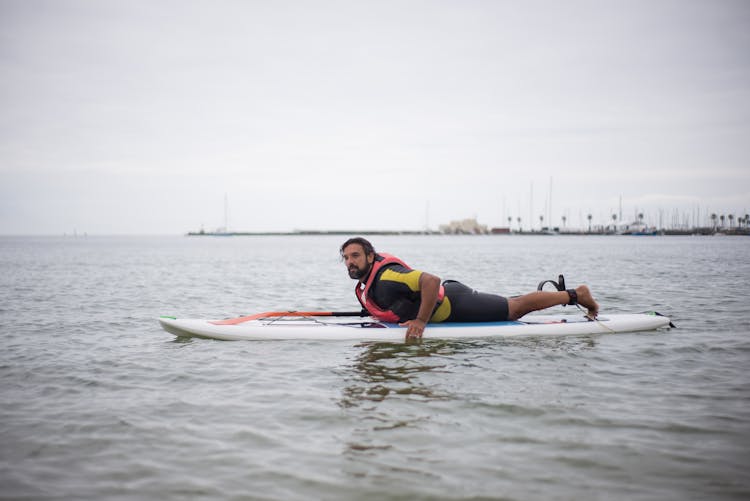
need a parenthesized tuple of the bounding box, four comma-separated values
(369, 264, 510, 323)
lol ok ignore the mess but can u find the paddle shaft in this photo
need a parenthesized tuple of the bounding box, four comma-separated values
(212, 310, 366, 325)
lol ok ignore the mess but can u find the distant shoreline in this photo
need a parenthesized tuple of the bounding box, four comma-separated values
(186, 229, 750, 237)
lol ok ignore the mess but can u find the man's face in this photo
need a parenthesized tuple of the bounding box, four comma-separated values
(342, 244, 374, 280)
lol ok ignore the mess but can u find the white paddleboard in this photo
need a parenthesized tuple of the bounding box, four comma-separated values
(158, 312, 672, 341)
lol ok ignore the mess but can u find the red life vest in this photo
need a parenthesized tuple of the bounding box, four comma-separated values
(355, 253, 445, 322)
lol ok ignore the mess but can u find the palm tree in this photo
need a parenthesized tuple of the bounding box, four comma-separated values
(507, 216, 512, 228)
(587, 213, 592, 233)
(562, 215, 567, 228)
(728, 214, 734, 229)
(517, 217, 522, 232)
(720, 214, 725, 228)
(711, 213, 717, 230)
(539, 215, 544, 231)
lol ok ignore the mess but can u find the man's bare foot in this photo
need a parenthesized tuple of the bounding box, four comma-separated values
(576, 285, 599, 318)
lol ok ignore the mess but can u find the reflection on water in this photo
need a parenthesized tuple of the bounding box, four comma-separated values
(339, 341, 466, 408)
(508, 334, 599, 352)
(339, 335, 599, 410)
(337, 336, 603, 465)
(339, 340, 468, 457)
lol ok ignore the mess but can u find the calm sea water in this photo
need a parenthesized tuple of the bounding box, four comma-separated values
(1, 235, 748, 500)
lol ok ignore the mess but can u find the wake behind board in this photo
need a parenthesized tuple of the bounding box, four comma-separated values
(158, 312, 672, 341)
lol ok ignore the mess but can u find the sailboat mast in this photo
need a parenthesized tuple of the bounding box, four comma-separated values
(224, 193, 228, 232)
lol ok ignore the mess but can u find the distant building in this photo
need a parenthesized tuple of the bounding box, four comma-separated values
(439, 218, 489, 234)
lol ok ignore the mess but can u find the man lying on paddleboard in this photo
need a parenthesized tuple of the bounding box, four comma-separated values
(340, 237, 599, 341)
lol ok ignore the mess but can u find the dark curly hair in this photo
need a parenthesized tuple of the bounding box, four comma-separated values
(340, 237, 375, 258)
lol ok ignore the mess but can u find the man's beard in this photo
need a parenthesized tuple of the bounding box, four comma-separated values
(348, 261, 371, 280)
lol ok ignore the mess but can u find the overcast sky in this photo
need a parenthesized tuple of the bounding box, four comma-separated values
(1, 0, 748, 234)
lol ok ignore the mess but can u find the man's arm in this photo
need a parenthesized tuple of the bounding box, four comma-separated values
(400, 272, 441, 339)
